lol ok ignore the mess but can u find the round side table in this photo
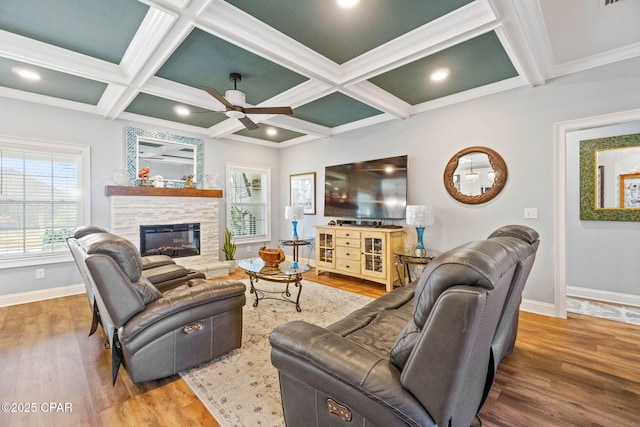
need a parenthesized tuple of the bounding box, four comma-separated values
(393, 250, 438, 284)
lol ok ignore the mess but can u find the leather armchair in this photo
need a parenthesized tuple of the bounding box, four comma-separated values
(270, 225, 539, 427)
(69, 229, 246, 384)
(68, 226, 206, 335)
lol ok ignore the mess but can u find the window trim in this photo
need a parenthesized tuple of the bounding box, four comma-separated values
(0, 135, 90, 269)
(226, 163, 271, 245)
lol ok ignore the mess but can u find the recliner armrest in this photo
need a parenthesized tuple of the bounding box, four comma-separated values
(122, 280, 246, 345)
(270, 321, 428, 425)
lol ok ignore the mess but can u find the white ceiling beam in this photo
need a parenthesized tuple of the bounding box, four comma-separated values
(411, 75, 528, 115)
(262, 115, 332, 138)
(102, 0, 215, 119)
(198, 1, 342, 84)
(339, 1, 499, 86)
(207, 118, 246, 138)
(341, 81, 412, 119)
(257, 80, 334, 109)
(0, 86, 98, 115)
(0, 30, 126, 84)
(331, 113, 399, 137)
(489, 0, 550, 86)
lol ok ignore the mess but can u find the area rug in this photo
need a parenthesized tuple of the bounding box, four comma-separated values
(180, 279, 372, 427)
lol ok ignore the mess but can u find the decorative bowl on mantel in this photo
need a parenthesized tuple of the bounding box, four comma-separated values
(258, 245, 285, 267)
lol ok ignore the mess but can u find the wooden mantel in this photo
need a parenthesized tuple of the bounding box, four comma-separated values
(105, 185, 222, 198)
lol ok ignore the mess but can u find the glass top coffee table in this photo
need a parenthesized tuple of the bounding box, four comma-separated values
(238, 258, 310, 312)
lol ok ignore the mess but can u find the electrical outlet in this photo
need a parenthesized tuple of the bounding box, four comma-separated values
(246, 245, 251, 253)
(36, 268, 45, 280)
(524, 208, 538, 219)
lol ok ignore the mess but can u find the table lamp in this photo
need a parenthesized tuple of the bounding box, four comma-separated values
(406, 205, 434, 257)
(285, 206, 304, 241)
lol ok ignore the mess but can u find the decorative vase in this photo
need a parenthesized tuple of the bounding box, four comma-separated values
(225, 259, 236, 274)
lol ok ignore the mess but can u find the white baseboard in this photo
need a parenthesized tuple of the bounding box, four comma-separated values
(567, 286, 640, 308)
(520, 298, 557, 317)
(0, 284, 85, 307)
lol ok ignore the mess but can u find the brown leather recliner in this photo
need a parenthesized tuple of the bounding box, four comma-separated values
(68, 229, 246, 384)
(270, 225, 539, 427)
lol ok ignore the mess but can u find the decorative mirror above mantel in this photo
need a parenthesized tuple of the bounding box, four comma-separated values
(443, 146, 508, 204)
(580, 133, 640, 221)
(125, 126, 204, 187)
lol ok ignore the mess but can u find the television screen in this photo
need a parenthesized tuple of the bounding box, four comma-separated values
(324, 155, 407, 219)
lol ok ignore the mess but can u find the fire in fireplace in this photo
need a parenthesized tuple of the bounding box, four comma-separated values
(140, 223, 200, 258)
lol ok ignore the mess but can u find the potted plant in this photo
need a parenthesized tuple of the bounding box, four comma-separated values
(222, 228, 237, 273)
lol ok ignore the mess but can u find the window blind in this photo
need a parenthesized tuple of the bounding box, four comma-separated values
(0, 147, 81, 258)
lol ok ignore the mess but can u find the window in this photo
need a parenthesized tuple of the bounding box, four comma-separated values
(226, 164, 270, 244)
(0, 137, 90, 267)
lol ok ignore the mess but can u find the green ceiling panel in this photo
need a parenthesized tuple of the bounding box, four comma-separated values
(125, 93, 226, 128)
(156, 28, 308, 105)
(293, 92, 383, 128)
(226, 0, 473, 64)
(369, 31, 519, 105)
(234, 125, 305, 143)
(0, 57, 106, 105)
(0, 0, 149, 64)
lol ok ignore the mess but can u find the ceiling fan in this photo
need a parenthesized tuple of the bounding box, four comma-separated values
(202, 73, 293, 130)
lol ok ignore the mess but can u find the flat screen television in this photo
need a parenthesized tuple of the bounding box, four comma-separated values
(324, 155, 407, 219)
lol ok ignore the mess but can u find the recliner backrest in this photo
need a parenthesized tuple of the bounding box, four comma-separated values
(81, 232, 144, 283)
(486, 225, 540, 368)
(392, 238, 522, 427)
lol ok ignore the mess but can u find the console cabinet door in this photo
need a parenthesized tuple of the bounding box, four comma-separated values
(316, 229, 335, 269)
(361, 231, 386, 280)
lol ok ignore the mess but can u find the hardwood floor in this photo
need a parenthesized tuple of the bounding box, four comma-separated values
(1, 270, 639, 426)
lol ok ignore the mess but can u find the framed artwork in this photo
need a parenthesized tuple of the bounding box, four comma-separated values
(290, 172, 316, 214)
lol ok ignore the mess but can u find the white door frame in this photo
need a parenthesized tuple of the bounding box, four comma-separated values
(554, 107, 640, 318)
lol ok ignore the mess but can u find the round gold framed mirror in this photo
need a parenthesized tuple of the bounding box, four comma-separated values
(443, 146, 507, 204)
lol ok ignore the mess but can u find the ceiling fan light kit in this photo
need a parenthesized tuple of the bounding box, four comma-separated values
(202, 73, 293, 131)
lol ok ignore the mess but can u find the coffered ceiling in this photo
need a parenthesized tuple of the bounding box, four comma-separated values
(0, 0, 638, 146)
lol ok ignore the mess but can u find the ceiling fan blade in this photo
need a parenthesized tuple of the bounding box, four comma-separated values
(202, 86, 234, 109)
(243, 106, 293, 115)
(239, 116, 259, 130)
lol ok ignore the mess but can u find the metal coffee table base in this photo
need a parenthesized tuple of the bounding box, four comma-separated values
(247, 272, 303, 312)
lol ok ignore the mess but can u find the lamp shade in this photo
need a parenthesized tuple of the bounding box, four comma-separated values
(285, 206, 304, 221)
(406, 205, 434, 227)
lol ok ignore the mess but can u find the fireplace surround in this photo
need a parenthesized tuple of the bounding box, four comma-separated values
(107, 186, 227, 278)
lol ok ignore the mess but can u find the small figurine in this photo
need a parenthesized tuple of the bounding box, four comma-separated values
(183, 175, 194, 188)
(138, 167, 150, 186)
(151, 175, 165, 188)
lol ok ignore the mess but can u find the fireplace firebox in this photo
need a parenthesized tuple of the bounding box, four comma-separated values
(140, 223, 200, 258)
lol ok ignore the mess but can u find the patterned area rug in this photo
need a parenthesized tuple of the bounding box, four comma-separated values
(180, 279, 373, 427)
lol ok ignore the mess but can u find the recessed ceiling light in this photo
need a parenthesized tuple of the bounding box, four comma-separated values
(337, 0, 359, 8)
(174, 105, 190, 116)
(430, 68, 450, 82)
(13, 67, 41, 81)
(266, 127, 278, 136)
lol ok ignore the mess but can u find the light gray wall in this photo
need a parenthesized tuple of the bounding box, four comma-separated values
(280, 56, 640, 307)
(0, 97, 281, 297)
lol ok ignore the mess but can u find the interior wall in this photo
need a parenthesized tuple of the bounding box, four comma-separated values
(280, 56, 640, 311)
(565, 119, 640, 302)
(0, 97, 281, 298)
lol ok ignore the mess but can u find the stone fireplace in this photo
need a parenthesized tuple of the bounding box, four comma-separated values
(106, 186, 227, 278)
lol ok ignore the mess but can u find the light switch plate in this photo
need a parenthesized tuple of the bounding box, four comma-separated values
(524, 208, 538, 219)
